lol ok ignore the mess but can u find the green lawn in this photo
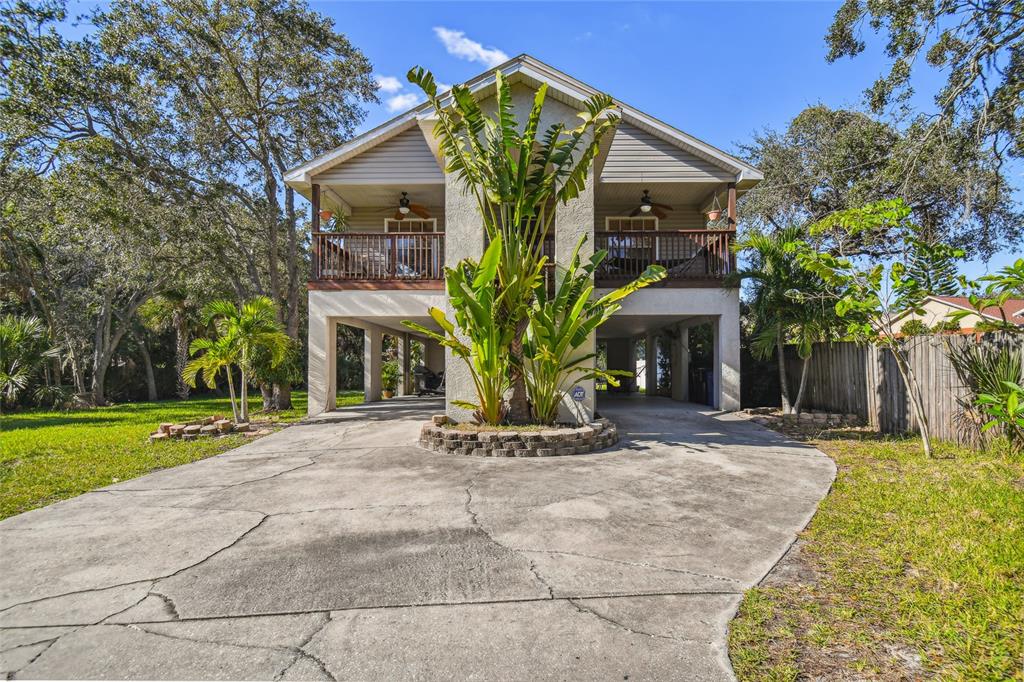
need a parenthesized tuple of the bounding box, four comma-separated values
(0, 390, 363, 520)
(729, 430, 1024, 681)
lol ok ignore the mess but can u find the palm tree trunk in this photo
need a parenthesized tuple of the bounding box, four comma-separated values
(507, 318, 530, 423)
(793, 356, 810, 416)
(225, 366, 239, 423)
(173, 310, 190, 400)
(240, 369, 249, 422)
(274, 384, 291, 411)
(777, 327, 792, 414)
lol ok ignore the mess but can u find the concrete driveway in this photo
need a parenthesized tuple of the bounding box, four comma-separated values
(0, 396, 835, 681)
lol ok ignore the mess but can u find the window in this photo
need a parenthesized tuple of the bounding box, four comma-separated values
(605, 216, 659, 259)
(385, 218, 436, 233)
(605, 216, 658, 232)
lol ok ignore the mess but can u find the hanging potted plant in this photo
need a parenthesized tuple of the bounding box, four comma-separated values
(381, 360, 400, 399)
(706, 194, 725, 223)
(319, 210, 334, 222)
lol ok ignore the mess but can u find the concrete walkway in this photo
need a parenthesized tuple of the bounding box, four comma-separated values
(0, 396, 835, 680)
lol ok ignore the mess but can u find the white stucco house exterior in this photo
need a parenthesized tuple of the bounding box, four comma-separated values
(285, 55, 762, 422)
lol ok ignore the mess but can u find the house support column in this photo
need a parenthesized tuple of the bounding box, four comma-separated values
(555, 174, 596, 423)
(671, 325, 690, 402)
(645, 333, 657, 395)
(396, 332, 411, 396)
(307, 311, 337, 416)
(363, 327, 383, 403)
(714, 291, 741, 410)
(604, 338, 633, 393)
(444, 172, 484, 421)
(424, 338, 444, 374)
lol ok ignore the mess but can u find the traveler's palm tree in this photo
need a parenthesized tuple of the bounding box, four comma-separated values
(183, 297, 290, 422)
(407, 67, 620, 422)
(524, 238, 665, 424)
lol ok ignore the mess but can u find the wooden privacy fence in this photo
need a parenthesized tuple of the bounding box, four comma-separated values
(783, 333, 1022, 443)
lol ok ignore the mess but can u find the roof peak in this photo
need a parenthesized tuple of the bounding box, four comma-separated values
(285, 55, 762, 185)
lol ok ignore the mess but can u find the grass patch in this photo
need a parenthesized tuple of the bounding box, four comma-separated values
(728, 428, 1024, 681)
(0, 390, 363, 519)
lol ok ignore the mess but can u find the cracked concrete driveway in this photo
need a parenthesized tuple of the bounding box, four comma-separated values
(0, 396, 835, 681)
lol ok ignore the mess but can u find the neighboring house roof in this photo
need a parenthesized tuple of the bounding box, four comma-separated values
(928, 295, 1024, 326)
(284, 54, 763, 188)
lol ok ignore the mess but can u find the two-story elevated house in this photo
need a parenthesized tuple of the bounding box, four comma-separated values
(285, 55, 762, 422)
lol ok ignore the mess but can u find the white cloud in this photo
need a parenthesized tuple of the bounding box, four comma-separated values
(386, 92, 422, 112)
(435, 82, 453, 93)
(375, 75, 403, 94)
(433, 27, 508, 68)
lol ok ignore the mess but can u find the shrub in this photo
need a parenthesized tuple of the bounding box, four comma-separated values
(381, 360, 400, 393)
(932, 319, 962, 333)
(900, 319, 930, 336)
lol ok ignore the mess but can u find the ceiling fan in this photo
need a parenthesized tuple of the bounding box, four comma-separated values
(393, 192, 431, 221)
(630, 189, 673, 219)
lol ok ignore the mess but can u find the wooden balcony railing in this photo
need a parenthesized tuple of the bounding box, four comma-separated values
(310, 230, 734, 288)
(594, 230, 735, 284)
(312, 232, 445, 282)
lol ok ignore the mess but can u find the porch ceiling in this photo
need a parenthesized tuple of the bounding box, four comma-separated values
(596, 314, 701, 339)
(337, 315, 441, 339)
(596, 181, 724, 213)
(321, 183, 444, 211)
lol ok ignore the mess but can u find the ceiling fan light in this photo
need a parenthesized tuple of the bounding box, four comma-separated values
(399, 206, 410, 215)
(640, 203, 652, 213)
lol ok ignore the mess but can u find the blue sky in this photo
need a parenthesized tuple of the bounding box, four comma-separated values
(318, 1, 1019, 278)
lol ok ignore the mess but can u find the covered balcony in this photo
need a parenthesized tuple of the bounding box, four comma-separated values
(310, 229, 735, 288)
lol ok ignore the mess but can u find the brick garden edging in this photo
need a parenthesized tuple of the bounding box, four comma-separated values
(418, 416, 619, 457)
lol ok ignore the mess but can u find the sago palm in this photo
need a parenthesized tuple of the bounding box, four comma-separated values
(407, 67, 620, 422)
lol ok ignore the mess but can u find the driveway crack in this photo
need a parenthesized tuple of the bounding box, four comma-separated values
(0, 513, 268, 618)
(147, 590, 181, 620)
(464, 482, 554, 599)
(274, 612, 333, 681)
(517, 549, 741, 585)
(567, 599, 676, 641)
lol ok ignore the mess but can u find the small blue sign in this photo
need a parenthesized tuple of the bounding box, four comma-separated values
(570, 386, 586, 402)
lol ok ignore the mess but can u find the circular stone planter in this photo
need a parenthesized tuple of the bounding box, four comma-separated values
(418, 416, 619, 457)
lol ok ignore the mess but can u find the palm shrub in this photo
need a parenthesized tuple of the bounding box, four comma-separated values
(977, 380, 1024, 453)
(250, 337, 303, 410)
(524, 238, 665, 425)
(730, 226, 836, 415)
(183, 297, 290, 423)
(404, 237, 514, 424)
(407, 67, 620, 422)
(946, 338, 1024, 448)
(184, 335, 241, 422)
(0, 315, 60, 406)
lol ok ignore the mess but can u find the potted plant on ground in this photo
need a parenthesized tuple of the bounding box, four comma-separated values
(381, 360, 400, 399)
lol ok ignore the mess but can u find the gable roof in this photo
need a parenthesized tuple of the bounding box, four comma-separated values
(284, 54, 763, 187)
(929, 295, 1024, 325)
